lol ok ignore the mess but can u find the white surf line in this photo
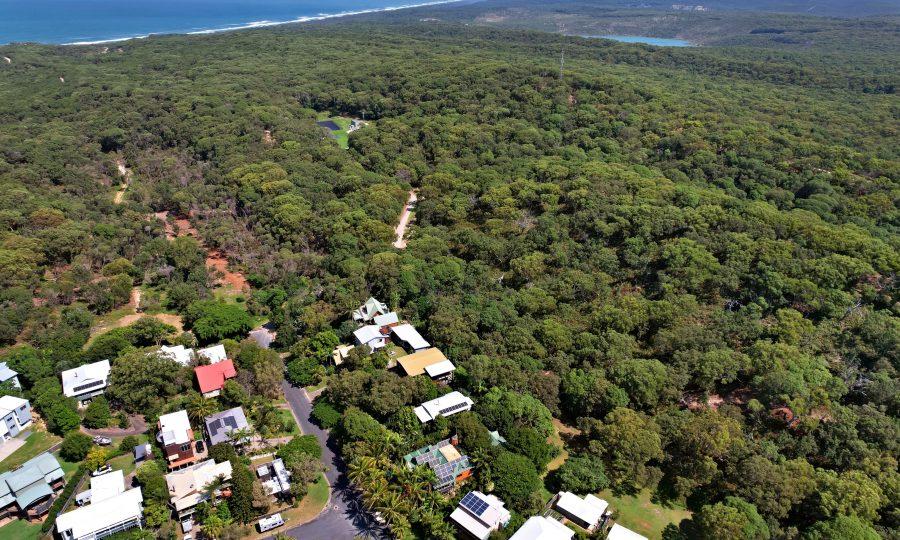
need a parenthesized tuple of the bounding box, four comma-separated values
(63, 0, 463, 46)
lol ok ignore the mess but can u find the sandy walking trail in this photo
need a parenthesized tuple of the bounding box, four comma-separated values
(114, 159, 133, 204)
(393, 189, 418, 249)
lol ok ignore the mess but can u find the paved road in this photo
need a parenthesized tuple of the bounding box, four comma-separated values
(280, 380, 385, 540)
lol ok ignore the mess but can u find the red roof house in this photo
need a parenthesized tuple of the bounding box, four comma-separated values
(195, 360, 237, 398)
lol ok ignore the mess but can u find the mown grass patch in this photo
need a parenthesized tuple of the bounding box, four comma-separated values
(598, 488, 691, 540)
(0, 430, 61, 474)
(0, 518, 41, 540)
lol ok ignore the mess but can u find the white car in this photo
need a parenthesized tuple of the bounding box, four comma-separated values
(90, 465, 112, 477)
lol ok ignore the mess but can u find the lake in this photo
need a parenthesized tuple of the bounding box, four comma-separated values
(595, 35, 694, 47)
(0, 0, 458, 45)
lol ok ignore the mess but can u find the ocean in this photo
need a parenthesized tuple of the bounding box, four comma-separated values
(597, 35, 694, 47)
(0, 0, 458, 45)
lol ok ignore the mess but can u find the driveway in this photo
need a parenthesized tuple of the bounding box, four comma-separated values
(279, 381, 385, 540)
(392, 190, 418, 249)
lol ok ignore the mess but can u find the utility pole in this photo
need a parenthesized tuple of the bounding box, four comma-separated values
(559, 48, 565, 80)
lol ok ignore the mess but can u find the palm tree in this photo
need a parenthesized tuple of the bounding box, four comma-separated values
(186, 392, 215, 424)
(392, 465, 430, 504)
(228, 426, 255, 451)
(202, 474, 227, 506)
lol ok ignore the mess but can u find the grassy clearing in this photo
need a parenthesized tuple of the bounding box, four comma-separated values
(0, 518, 41, 540)
(0, 431, 61, 473)
(274, 408, 300, 437)
(316, 112, 354, 149)
(599, 489, 691, 540)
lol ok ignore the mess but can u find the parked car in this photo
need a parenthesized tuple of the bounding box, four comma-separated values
(181, 519, 193, 533)
(257, 513, 285, 532)
(91, 464, 112, 477)
(92, 436, 112, 446)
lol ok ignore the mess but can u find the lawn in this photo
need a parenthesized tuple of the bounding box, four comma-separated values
(0, 518, 41, 540)
(316, 112, 354, 149)
(598, 489, 691, 540)
(0, 430, 61, 473)
(274, 408, 300, 437)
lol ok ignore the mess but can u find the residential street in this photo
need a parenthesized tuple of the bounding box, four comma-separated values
(279, 380, 385, 539)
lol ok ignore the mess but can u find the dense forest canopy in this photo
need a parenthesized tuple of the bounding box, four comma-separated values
(0, 9, 897, 540)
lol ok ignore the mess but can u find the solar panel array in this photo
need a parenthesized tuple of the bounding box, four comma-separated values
(460, 492, 490, 517)
(438, 401, 470, 415)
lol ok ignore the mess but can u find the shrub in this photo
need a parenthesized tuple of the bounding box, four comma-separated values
(311, 401, 341, 429)
(83, 395, 111, 428)
(60, 432, 93, 462)
(278, 434, 322, 464)
(119, 435, 140, 452)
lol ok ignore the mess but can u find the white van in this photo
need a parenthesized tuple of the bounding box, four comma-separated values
(257, 513, 285, 532)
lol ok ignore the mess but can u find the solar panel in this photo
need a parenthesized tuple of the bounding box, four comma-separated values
(224, 416, 238, 429)
(460, 492, 490, 517)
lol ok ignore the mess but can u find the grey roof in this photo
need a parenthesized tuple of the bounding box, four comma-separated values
(0, 362, 17, 382)
(204, 407, 249, 446)
(133, 443, 152, 461)
(0, 452, 63, 510)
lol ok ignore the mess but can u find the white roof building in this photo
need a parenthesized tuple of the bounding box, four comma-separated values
(353, 325, 387, 351)
(373, 312, 399, 327)
(165, 459, 233, 515)
(256, 458, 291, 495)
(55, 485, 143, 540)
(450, 491, 511, 540)
(61, 360, 110, 402)
(352, 297, 389, 323)
(89, 470, 125, 503)
(197, 344, 227, 364)
(390, 323, 430, 351)
(0, 362, 20, 388)
(0, 395, 31, 441)
(607, 524, 648, 540)
(157, 410, 192, 446)
(424, 359, 456, 379)
(509, 516, 574, 540)
(159, 345, 194, 366)
(553, 492, 608, 531)
(414, 391, 474, 423)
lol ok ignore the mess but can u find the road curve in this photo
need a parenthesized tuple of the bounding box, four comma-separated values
(279, 380, 385, 540)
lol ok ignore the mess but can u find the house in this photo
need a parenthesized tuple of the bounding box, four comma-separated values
(352, 297, 389, 323)
(450, 491, 511, 540)
(194, 359, 237, 398)
(157, 410, 205, 471)
(0, 396, 31, 442)
(552, 491, 608, 532)
(204, 407, 250, 446)
(55, 482, 143, 540)
(352, 325, 388, 352)
(159, 345, 194, 366)
(61, 360, 110, 405)
(606, 524, 648, 540)
(0, 362, 20, 389)
(73, 469, 127, 507)
(256, 458, 291, 496)
(397, 348, 455, 381)
(133, 443, 153, 463)
(413, 391, 473, 423)
(165, 459, 233, 520)
(331, 344, 354, 366)
(373, 311, 399, 328)
(0, 452, 65, 522)
(197, 344, 227, 364)
(403, 437, 472, 493)
(509, 516, 574, 540)
(390, 323, 430, 353)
